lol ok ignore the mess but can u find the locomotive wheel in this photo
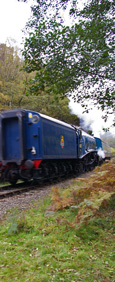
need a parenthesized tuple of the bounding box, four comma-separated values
(52, 163, 59, 178)
(73, 162, 79, 175)
(79, 162, 85, 173)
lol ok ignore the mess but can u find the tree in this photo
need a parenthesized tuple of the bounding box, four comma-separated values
(0, 43, 35, 111)
(25, 90, 80, 124)
(0, 43, 79, 124)
(23, 0, 115, 119)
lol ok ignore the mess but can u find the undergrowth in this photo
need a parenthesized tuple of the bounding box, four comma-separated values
(0, 159, 114, 282)
(49, 158, 115, 226)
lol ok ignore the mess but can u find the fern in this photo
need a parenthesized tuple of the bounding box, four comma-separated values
(49, 159, 115, 225)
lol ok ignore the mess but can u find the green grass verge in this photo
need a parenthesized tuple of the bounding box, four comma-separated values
(0, 195, 114, 282)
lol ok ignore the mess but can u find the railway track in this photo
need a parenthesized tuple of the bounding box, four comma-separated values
(0, 174, 68, 199)
(0, 166, 97, 200)
(0, 165, 78, 199)
(0, 181, 44, 199)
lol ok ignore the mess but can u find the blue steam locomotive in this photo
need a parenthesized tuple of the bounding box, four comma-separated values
(0, 109, 106, 184)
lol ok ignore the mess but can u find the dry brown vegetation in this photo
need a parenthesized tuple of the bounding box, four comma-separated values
(49, 159, 115, 225)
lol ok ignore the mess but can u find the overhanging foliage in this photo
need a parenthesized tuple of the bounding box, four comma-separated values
(23, 0, 115, 117)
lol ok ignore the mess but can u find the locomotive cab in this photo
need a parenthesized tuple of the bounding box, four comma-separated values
(78, 130, 98, 170)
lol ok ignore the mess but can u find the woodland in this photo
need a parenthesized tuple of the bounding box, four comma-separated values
(0, 43, 79, 125)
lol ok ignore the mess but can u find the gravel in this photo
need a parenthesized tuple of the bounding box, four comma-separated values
(0, 177, 78, 218)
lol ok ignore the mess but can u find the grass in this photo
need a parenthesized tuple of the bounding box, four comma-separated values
(0, 160, 115, 282)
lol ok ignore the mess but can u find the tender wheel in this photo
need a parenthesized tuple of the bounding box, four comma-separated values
(7, 170, 18, 185)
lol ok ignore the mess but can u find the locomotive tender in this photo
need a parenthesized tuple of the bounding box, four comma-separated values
(0, 109, 99, 184)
